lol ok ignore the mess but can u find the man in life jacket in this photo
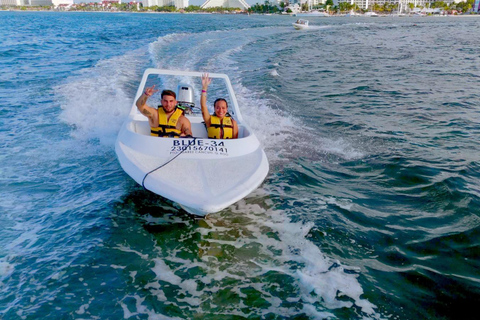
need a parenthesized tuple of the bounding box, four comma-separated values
(136, 86, 192, 138)
(200, 73, 239, 139)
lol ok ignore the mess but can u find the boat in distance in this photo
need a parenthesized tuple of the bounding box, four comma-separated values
(293, 19, 309, 30)
(115, 69, 269, 216)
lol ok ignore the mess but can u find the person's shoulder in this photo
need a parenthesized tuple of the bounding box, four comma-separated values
(180, 114, 191, 122)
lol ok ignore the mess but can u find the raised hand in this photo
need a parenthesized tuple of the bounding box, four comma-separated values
(144, 85, 159, 97)
(202, 73, 211, 89)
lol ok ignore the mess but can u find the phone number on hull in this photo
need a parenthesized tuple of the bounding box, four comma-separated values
(170, 139, 229, 156)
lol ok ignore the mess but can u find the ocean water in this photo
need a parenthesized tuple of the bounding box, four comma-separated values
(1, 11, 480, 319)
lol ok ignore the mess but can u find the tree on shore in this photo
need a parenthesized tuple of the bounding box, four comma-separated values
(338, 2, 359, 13)
(248, 1, 279, 14)
(184, 5, 202, 12)
(455, 0, 475, 12)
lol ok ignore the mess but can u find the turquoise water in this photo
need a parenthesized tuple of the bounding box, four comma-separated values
(1, 11, 480, 319)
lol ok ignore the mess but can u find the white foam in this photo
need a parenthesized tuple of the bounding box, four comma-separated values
(130, 271, 137, 282)
(56, 49, 147, 146)
(151, 258, 182, 286)
(321, 137, 365, 160)
(231, 202, 377, 316)
(75, 302, 90, 315)
(0, 259, 15, 279)
(305, 24, 336, 31)
(115, 244, 150, 260)
(233, 83, 300, 160)
(120, 294, 184, 320)
(325, 196, 354, 211)
(5, 223, 41, 251)
(133, 200, 379, 318)
(50, 270, 66, 280)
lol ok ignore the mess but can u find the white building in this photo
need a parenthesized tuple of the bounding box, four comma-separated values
(52, 0, 73, 7)
(284, 0, 327, 10)
(30, 0, 52, 4)
(304, 0, 327, 7)
(335, 0, 444, 10)
(142, 0, 188, 9)
(284, 3, 302, 13)
(201, 0, 250, 10)
(0, 0, 22, 5)
(474, 0, 480, 12)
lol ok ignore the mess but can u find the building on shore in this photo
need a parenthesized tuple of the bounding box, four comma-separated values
(303, 0, 328, 7)
(284, 3, 302, 13)
(0, 0, 21, 4)
(142, 0, 188, 9)
(52, 0, 73, 7)
(200, 0, 250, 10)
(334, 0, 461, 11)
(474, 0, 480, 12)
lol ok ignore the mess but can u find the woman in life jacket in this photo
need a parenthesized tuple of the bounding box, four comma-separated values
(201, 73, 239, 139)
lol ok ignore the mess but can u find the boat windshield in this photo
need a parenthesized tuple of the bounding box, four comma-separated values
(142, 72, 236, 118)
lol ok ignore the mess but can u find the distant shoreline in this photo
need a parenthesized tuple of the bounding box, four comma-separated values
(1, 8, 479, 18)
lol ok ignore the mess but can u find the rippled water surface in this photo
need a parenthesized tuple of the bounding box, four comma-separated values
(1, 11, 480, 319)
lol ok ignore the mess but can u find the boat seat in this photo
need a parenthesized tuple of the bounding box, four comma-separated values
(132, 120, 151, 135)
(190, 122, 208, 138)
(131, 120, 208, 138)
(131, 119, 248, 139)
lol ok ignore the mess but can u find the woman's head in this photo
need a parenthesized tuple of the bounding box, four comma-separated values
(214, 98, 228, 118)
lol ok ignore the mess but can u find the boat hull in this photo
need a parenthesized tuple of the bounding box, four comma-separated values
(115, 69, 269, 216)
(115, 121, 269, 216)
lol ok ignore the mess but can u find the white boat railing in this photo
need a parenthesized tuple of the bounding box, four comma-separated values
(133, 68, 244, 123)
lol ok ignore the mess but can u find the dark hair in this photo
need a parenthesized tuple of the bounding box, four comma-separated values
(213, 98, 233, 118)
(214, 98, 228, 109)
(161, 90, 176, 99)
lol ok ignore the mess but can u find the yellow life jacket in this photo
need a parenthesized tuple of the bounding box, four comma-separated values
(208, 115, 233, 139)
(150, 107, 183, 137)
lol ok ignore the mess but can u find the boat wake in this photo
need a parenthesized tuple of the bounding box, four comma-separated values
(55, 48, 149, 146)
(112, 189, 380, 318)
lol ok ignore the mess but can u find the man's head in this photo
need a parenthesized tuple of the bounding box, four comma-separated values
(161, 90, 177, 113)
(214, 98, 228, 119)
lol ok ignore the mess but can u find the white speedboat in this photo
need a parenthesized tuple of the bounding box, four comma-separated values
(115, 69, 269, 216)
(293, 19, 309, 30)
